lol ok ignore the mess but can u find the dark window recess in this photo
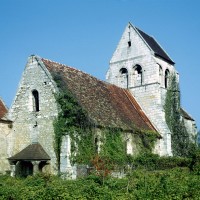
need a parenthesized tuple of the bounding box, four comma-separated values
(128, 41, 131, 47)
(95, 137, 98, 153)
(120, 68, 129, 88)
(134, 65, 143, 85)
(165, 69, 170, 89)
(32, 90, 39, 112)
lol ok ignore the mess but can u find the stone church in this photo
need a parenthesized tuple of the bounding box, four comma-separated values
(0, 22, 197, 177)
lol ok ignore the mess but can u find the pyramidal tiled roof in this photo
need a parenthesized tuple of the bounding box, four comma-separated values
(8, 143, 50, 161)
(135, 27, 175, 65)
(41, 58, 157, 133)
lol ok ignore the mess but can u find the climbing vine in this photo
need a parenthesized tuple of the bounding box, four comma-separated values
(99, 128, 127, 167)
(52, 73, 95, 173)
(52, 72, 158, 175)
(135, 129, 158, 153)
(164, 73, 190, 157)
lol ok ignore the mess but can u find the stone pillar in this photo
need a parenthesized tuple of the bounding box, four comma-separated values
(31, 161, 40, 175)
(10, 164, 16, 177)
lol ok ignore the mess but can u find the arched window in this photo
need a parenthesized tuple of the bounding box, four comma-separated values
(165, 69, 170, 88)
(134, 65, 142, 86)
(159, 65, 163, 86)
(119, 68, 128, 88)
(32, 90, 39, 112)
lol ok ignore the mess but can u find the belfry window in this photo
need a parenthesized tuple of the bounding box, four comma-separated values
(165, 69, 170, 88)
(32, 90, 39, 112)
(119, 68, 128, 88)
(134, 65, 142, 86)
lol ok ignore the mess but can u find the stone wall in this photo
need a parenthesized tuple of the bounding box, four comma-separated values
(183, 118, 197, 142)
(8, 56, 59, 174)
(106, 23, 179, 156)
(0, 120, 12, 174)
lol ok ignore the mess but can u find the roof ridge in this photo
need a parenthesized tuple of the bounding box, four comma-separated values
(41, 57, 106, 84)
(134, 26, 175, 65)
(180, 107, 195, 121)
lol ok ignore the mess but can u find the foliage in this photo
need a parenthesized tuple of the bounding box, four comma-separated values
(197, 130, 200, 147)
(188, 146, 200, 174)
(99, 128, 127, 167)
(53, 73, 95, 172)
(132, 152, 191, 171)
(164, 73, 190, 157)
(135, 129, 158, 153)
(52, 72, 158, 174)
(1, 167, 200, 199)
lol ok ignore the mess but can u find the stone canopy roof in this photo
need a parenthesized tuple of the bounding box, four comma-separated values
(8, 143, 50, 161)
(41, 57, 157, 133)
(135, 27, 175, 65)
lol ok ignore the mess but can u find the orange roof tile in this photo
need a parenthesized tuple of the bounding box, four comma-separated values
(42, 58, 157, 132)
(0, 98, 8, 119)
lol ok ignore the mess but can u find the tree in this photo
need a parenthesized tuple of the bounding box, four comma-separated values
(197, 130, 200, 147)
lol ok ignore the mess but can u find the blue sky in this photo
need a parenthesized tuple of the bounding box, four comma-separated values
(0, 0, 200, 129)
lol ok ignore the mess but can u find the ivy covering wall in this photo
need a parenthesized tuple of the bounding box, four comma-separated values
(52, 72, 157, 174)
(164, 73, 190, 157)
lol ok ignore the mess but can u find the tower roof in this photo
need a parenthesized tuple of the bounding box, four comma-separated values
(135, 26, 175, 65)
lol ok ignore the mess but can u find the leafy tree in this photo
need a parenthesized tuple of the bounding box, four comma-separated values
(164, 73, 190, 157)
(197, 130, 200, 147)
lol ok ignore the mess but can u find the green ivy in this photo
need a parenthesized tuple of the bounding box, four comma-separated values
(53, 75, 96, 172)
(99, 128, 127, 168)
(52, 72, 158, 174)
(164, 73, 190, 157)
(135, 129, 158, 153)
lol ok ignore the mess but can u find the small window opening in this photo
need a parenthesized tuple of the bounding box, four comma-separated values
(165, 69, 170, 88)
(119, 68, 128, 88)
(128, 41, 131, 47)
(32, 90, 39, 112)
(134, 65, 143, 85)
(120, 68, 128, 74)
(159, 65, 163, 85)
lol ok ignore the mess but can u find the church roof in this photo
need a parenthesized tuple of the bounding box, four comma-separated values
(8, 143, 50, 161)
(135, 27, 175, 65)
(41, 58, 157, 133)
(0, 98, 8, 119)
(180, 108, 195, 121)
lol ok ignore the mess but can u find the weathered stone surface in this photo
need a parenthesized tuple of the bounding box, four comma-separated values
(0, 120, 11, 174)
(8, 56, 59, 174)
(106, 22, 196, 156)
(0, 22, 197, 176)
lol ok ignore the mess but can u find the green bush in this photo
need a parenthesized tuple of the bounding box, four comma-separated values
(132, 152, 191, 171)
(0, 168, 200, 199)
